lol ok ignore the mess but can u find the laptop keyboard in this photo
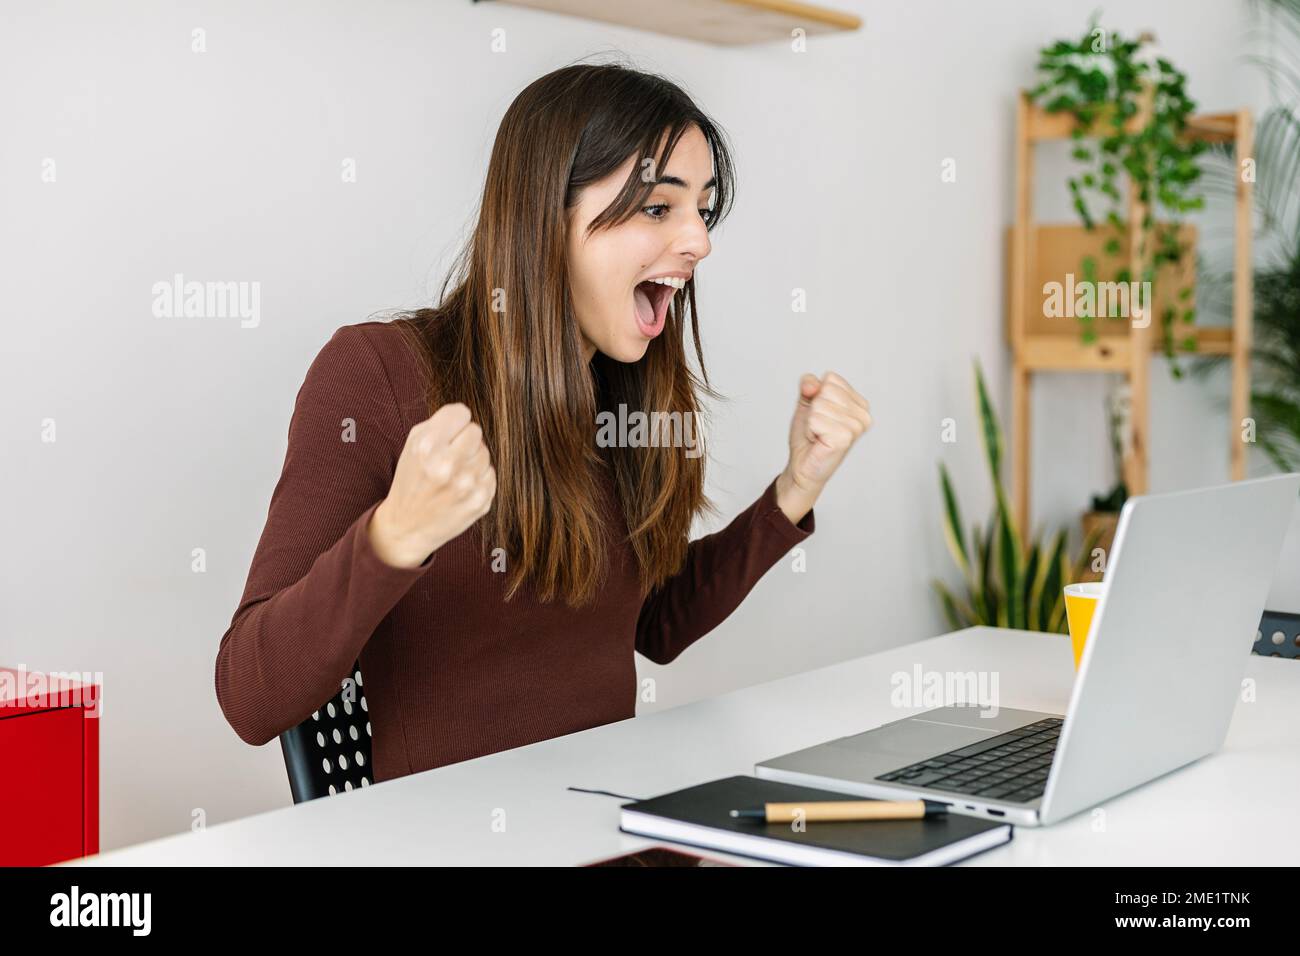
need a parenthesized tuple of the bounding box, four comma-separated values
(874, 717, 1063, 804)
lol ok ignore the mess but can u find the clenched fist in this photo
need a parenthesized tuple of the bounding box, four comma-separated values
(368, 402, 497, 569)
(775, 371, 872, 524)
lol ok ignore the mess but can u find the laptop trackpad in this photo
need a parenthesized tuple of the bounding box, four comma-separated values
(834, 718, 994, 760)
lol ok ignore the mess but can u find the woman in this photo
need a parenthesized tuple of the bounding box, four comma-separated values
(215, 63, 871, 784)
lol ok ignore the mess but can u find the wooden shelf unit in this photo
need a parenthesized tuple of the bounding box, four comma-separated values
(1007, 92, 1254, 533)
(488, 0, 862, 45)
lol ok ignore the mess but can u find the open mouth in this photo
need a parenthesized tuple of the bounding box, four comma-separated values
(632, 280, 678, 339)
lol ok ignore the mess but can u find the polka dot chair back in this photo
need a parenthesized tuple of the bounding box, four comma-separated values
(1254, 609, 1300, 660)
(278, 661, 373, 803)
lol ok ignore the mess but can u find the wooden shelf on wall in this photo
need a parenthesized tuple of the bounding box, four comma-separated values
(487, 0, 862, 45)
(1007, 91, 1255, 533)
(1016, 329, 1236, 372)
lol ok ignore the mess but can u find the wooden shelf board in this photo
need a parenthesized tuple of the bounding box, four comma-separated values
(1191, 327, 1234, 354)
(1020, 336, 1132, 371)
(495, 0, 862, 45)
(1026, 106, 1143, 142)
(1018, 328, 1235, 371)
(1024, 97, 1242, 144)
(1184, 113, 1239, 143)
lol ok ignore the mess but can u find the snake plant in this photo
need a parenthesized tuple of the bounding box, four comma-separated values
(934, 361, 1102, 633)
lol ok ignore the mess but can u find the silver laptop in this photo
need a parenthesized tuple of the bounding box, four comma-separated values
(756, 474, 1300, 827)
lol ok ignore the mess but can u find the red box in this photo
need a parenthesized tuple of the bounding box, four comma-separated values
(0, 667, 100, 865)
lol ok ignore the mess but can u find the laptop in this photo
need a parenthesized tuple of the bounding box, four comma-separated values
(756, 474, 1300, 827)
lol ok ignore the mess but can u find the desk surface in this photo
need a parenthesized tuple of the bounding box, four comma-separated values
(73, 627, 1300, 866)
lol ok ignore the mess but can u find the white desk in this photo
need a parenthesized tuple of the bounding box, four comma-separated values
(71, 627, 1300, 866)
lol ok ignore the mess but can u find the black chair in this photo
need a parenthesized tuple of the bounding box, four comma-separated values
(278, 661, 374, 803)
(1254, 609, 1300, 660)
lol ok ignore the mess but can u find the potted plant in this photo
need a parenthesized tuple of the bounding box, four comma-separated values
(934, 360, 1103, 633)
(1028, 20, 1206, 375)
(1191, 0, 1300, 469)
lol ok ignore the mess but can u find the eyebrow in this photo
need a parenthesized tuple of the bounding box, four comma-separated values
(654, 175, 717, 193)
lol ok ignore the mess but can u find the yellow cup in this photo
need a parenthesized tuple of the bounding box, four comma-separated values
(1063, 582, 1106, 670)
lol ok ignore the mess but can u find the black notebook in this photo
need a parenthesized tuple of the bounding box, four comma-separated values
(619, 775, 1013, 866)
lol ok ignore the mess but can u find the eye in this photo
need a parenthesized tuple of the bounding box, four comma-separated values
(641, 203, 718, 226)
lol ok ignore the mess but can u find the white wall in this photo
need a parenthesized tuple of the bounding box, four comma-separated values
(1, 0, 1290, 852)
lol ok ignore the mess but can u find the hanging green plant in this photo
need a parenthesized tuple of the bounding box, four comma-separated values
(1028, 19, 1206, 377)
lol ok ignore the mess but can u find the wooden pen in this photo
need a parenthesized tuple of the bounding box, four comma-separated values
(729, 799, 949, 822)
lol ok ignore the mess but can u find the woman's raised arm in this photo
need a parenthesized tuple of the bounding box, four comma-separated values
(214, 325, 435, 746)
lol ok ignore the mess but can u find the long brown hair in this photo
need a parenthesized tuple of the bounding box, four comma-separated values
(391, 61, 737, 607)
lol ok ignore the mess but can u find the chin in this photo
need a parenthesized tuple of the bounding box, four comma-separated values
(617, 339, 652, 363)
(596, 332, 652, 364)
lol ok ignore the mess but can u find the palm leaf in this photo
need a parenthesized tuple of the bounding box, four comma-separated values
(1250, 390, 1300, 468)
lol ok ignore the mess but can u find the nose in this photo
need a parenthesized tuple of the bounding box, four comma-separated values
(676, 211, 711, 266)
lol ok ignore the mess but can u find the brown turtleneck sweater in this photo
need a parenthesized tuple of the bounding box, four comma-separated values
(214, 320, 815, 783)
